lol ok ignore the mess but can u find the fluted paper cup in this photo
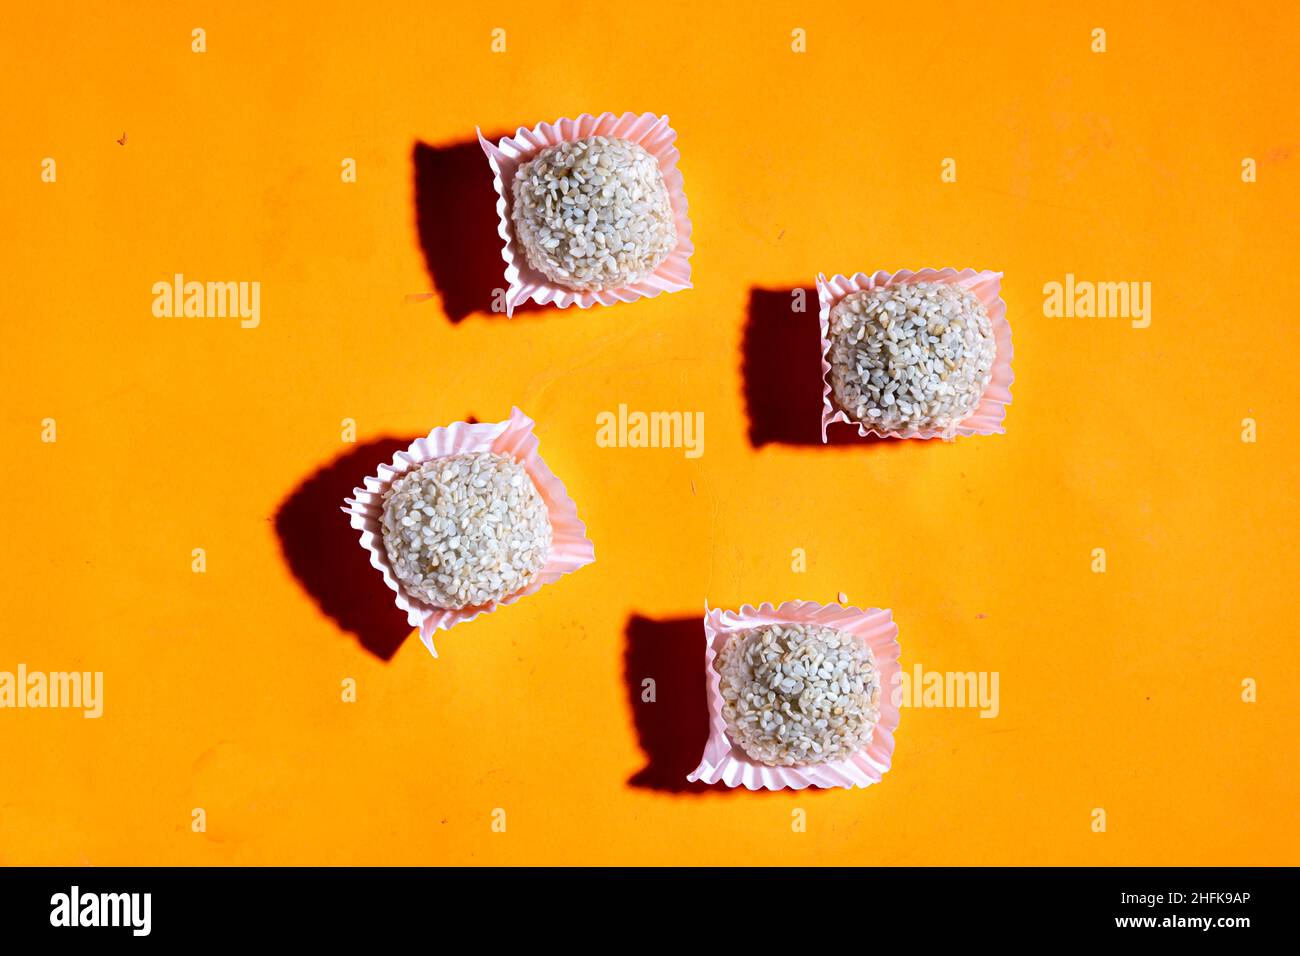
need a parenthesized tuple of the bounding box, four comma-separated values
(477, 112, 694, 316)
(818, 268, 1014, 441)
(688, 600, 902, 791)
(341, 408, 595, 659)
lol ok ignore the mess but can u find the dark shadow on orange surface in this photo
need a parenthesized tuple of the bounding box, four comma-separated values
(743, 287, 899, 447)
(413, 138, 545, 323)
(275, 437, 421, 661)
(625, 615, 713, 792)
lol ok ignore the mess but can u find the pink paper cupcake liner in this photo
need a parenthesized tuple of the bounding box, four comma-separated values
(688, 600, 902, 791)
(477, 112, 694, 316)
(818, 268, 1014, 442)
(341, 408, 595, 659)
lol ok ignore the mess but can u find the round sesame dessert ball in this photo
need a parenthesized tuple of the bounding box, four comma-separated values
(379, 452, 552, 610)
(714, 623, 880, 768)
(510, 136, 677, 292)
(827, 282, 996, 434)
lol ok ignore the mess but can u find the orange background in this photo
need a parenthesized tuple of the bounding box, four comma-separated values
(2, 2, 1297, 866)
